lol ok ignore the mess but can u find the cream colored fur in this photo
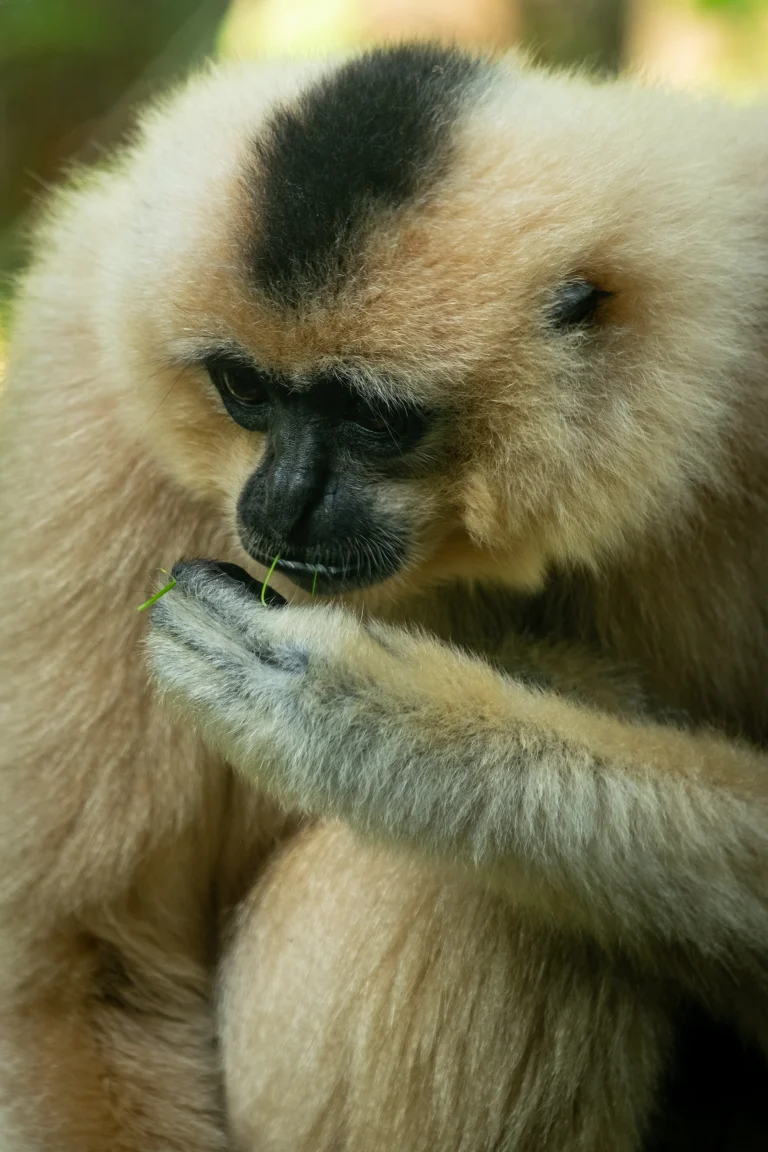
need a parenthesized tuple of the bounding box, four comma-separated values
(2, 49, 768, 1150)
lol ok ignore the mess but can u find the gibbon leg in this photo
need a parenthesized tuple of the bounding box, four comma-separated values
(219, 824, 670, 1152)
(0, 941, 225, 1152)
(0, 927, 227, 1152)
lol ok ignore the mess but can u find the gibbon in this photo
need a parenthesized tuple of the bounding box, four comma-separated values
(2, 40, 768, 1152)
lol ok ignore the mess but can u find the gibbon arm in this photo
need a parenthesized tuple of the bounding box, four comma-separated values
(149, 561, 768, 968)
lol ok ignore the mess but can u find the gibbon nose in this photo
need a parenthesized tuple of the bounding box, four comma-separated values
(255, 419, 329, 543)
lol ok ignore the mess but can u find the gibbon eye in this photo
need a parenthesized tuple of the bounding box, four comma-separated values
(206, 356, 270, 406)
(348, 395, 393, 435)
(549, 279, 612, 329)
(344, 391, 427, 446)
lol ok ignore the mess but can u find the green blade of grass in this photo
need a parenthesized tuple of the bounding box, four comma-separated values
(137, 578, 177, 612)
(311, 565, 319, 597)
(261, 554, 281, 605)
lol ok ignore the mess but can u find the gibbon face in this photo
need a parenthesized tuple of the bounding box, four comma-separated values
(112, 44, 758, 598)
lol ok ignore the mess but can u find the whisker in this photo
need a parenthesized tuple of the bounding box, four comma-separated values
(137, 367, 186, 438)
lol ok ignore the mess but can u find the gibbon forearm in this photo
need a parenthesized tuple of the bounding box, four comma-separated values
(241, 688, 768, 961)
(290, 674, 768, 960)
(150, 562, 768, 967)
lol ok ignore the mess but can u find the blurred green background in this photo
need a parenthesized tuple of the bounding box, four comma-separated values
(1, 0, 768, 372)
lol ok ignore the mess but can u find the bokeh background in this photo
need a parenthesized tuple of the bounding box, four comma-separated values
(1, 0, 768, 369)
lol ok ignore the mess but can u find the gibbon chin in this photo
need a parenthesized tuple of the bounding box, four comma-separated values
(2, 41, 768, 1152)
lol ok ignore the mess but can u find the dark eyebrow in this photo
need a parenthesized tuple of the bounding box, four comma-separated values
(168, 340, 257, 370)
(170, 343, 437, 419)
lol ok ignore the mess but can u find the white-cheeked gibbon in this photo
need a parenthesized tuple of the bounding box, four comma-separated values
(2, 42, 768, 1152)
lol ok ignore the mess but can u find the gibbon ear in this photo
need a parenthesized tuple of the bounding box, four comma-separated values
(548, 279, 612, 329)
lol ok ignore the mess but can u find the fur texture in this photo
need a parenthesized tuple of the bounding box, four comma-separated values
(2, 44, 768, 1150)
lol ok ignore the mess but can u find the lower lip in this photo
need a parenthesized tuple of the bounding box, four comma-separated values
(275, 561, 367, 594)
(247, 552, 368, 593)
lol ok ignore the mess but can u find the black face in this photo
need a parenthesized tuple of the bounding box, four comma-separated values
(204, 352, 433, 594)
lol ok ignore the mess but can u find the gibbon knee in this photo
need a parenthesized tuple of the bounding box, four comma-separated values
(219, 824, 670, 1152)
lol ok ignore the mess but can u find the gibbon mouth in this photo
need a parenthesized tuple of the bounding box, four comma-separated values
(243, 548, 398, 595)
(274, 557, 356, 595)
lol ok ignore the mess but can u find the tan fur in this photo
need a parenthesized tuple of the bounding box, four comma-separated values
(2, 48, 768, 1149)
(220, 824, 669, 1152)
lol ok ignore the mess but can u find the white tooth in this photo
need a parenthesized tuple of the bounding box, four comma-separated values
(275, 559, 345, 576)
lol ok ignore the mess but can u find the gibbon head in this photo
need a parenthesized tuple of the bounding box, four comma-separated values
(110, 43, 760, 598)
